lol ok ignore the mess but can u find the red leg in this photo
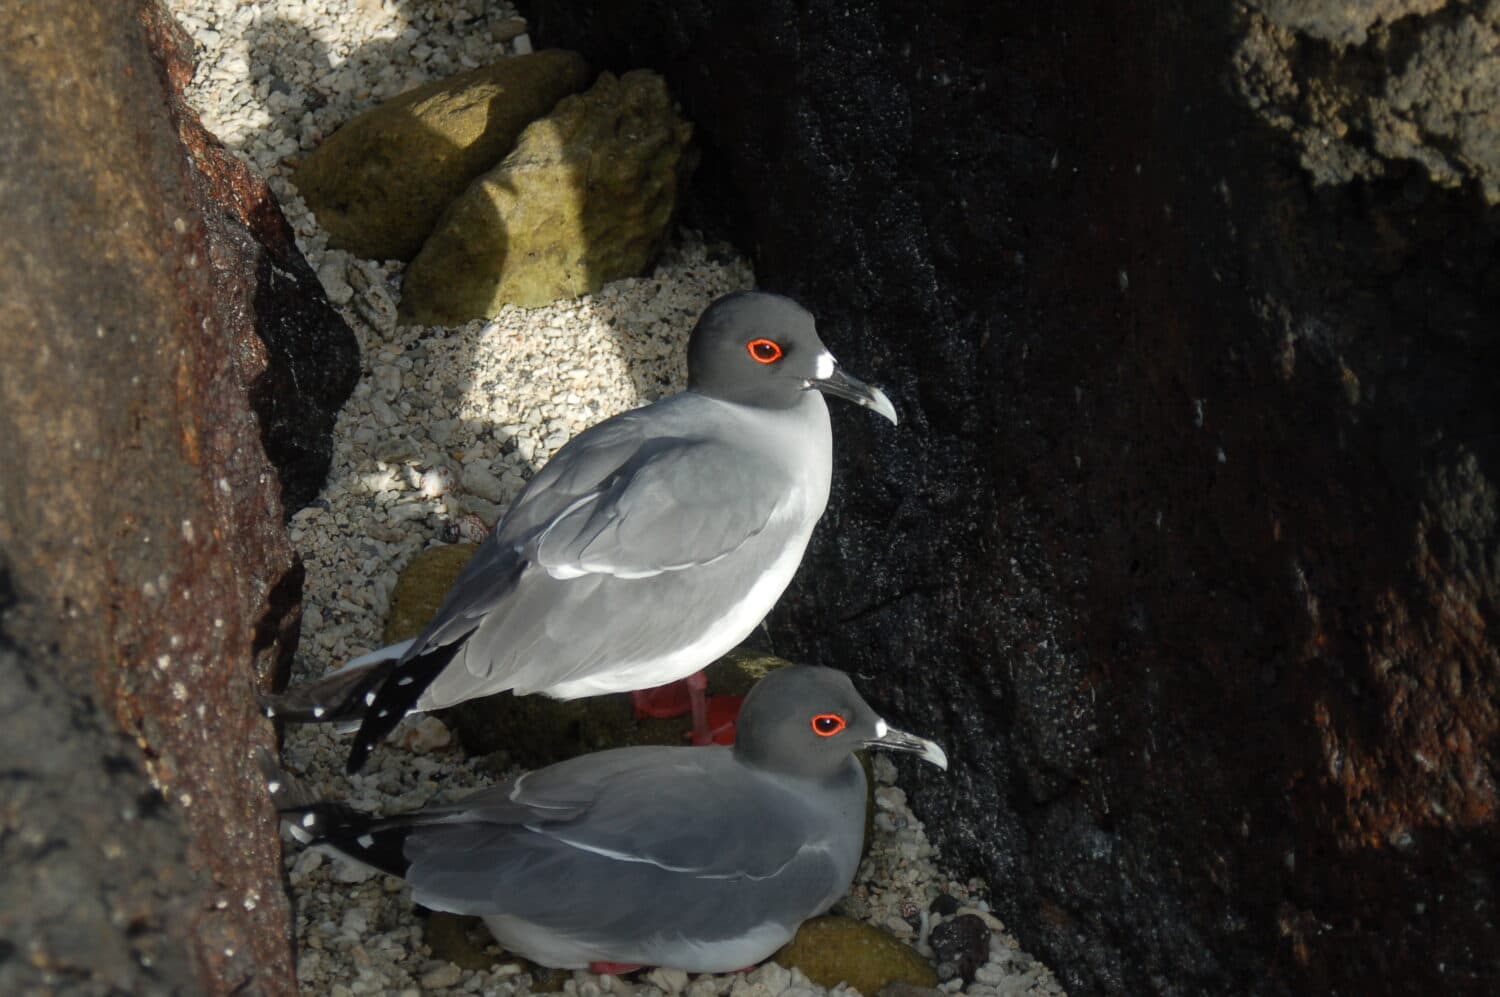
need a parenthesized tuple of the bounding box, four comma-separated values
(629, 674, 743, 745)
(589, 961, 644, 975)
(687, 671, 712, 746)
(630, 680, 692, 719)
(703, 693, 745, 745)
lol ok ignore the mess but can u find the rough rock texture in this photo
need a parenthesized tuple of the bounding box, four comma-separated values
(0, 2, 354, 992)
(0, 595, 200, 994)
(929, 914, 991, 985)
(293, 49, 591, 261)
(529, 1, 1500, 994)
(1236, 0, 1500, 202)
(150, 5, 360, 513)
(401, 70, 694, 321)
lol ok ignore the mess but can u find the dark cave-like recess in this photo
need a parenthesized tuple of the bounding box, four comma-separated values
(526, 1, 1500, 994)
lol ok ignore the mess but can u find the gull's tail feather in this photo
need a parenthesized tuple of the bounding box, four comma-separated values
(256, 747, 412, 878)
(345, 640, 463, 774)
(258, 641, 415, 729)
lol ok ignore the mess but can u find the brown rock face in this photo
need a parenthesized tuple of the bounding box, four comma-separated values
(0, 2, 354, 993)
(145, 3, 359, 513)
(529, 0, 1499, 994)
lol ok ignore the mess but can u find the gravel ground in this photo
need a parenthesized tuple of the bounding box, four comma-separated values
(164, 2, 1067, 994)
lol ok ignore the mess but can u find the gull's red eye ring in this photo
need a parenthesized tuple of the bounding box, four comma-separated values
(747, 338, 783, 364)
(811, 713, 847, 737)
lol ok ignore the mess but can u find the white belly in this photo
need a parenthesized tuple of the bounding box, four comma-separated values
(481, 914, 794, 972)
(538, 519, 815, 699)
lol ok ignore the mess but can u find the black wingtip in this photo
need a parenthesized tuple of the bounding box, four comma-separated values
(345, 741, 372, 775)
(261, 656, 398, 727)
(344, 642, 463, 773)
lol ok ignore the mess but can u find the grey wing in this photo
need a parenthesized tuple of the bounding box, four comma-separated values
(530, 437, 788, 580)
(347, 412, 789, 769)
(402, 750, 848, 937)
(407, 747, 813, 875)
(420, 437, 792, 700)
(406, 416, 782, 657)
(490, 415, 658, 545)
(408, 415, 658, 656)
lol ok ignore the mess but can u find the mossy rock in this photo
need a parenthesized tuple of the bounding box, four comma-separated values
(423, 912, 501, 972)
(383, 542, 482, 644)
(293, 50, 591, 261)
(774, 916, 938, 994)
(443, 650, 791, 768)
(421, 912, 568, 991)
(400, 69, 695, 321)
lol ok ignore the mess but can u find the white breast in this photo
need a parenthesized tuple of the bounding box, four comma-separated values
(542, 396, 832, 699)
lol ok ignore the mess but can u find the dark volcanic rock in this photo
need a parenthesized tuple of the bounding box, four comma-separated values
(0, 2, 353, 992)
(144, 3, 359, 514)
(529, 1, 1500, 994)
(929, 914, 990, 985)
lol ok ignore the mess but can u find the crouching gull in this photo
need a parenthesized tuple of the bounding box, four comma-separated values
(262, 665, 947, 974)
(262, 291, 898, 772)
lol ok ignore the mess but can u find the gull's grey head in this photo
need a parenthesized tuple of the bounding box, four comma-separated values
(733, 665, 947, 778)
(687, 291, 898, 424)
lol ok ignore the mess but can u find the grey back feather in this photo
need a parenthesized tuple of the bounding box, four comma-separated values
(402, 746, 866, 947)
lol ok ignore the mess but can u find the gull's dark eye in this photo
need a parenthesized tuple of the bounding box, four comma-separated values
(811, 713, 847, 737)
(747, 338, 783, 364)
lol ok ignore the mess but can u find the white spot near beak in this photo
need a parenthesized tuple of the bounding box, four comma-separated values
(814, 351, 836, 380)
(875, 718, 889, 738)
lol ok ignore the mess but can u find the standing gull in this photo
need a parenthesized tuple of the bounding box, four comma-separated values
(263, 665, 947, 973)
(264, 291, 898, 771)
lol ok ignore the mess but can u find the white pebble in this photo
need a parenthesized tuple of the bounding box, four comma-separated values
(419, 963, 463, 989)
(331, 859, 375, 885)
(460, 462, 507, 503)
(646, 967, 689, 994)
(974, 962, 1008, 986)
(419, 466, 454, 498)
(747, 961, 792, 995)
(339, 908, 368, 937)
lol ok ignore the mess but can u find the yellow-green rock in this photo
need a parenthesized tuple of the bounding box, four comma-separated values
(293, 50, 590, 261)
(443, 650, 790, 768)
(774, 916, 938, 994)
(423, 912, 501, 971)
(400, 69, 695, 322)
(383, 542, 481, 644)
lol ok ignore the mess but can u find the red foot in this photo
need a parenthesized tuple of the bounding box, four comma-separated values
(589, 961, 644, 975)
(630, 673, 743, 746)
(631, 681, 693, 719)
(694, 694, 744, 746)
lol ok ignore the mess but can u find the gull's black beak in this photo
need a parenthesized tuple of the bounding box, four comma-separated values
(810, 364, 899, 426)
(865, 720, 948, 770)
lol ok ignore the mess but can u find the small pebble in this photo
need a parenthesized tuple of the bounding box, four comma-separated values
(646, 968, 689, 994)
(420, 963, 463, 989)
(331, 859, 376, 885)
(461, 462, 508, 503)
